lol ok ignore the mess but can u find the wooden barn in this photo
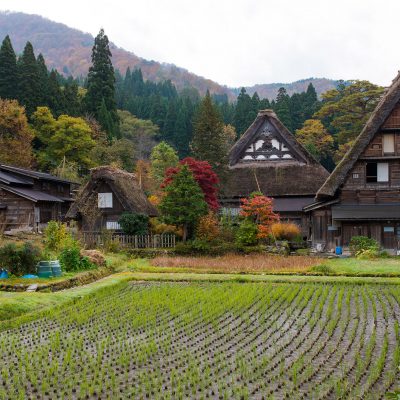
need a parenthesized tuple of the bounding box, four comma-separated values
(0, 164, 75, 233)
(306, 72, 400, 252)
(66, 166, 157, 231)
(220, 109, 329, 238)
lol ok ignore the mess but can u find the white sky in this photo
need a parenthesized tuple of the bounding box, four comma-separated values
(1, 0, 399, 87)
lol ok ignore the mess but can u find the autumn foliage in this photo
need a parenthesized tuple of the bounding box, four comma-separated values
(271, 222, 301, 241)
(163, 157, 219, 210)
(240, 194, 280, 238)
(196, 212, 220, 242)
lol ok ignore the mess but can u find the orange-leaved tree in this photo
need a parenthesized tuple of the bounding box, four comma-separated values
(240, 193, 280, 238)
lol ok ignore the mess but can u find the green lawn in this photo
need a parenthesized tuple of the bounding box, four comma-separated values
(323, 257, 400, 277)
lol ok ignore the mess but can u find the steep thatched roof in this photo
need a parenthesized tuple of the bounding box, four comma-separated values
(221, 163, 329, 198)
(66, 166, 157, 218)
(317, 72, 400, 199)
(222, 109, 329, 199)
(229, 109, 319, 166)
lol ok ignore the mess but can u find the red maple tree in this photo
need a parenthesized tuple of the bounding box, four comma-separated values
(240, 194, 280, 238)
(162, 157, 219, 210)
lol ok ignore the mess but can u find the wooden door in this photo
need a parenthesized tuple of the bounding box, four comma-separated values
(382, 225, 396, 249)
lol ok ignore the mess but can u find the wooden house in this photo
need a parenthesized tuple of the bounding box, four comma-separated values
(0, 164, 75, 233)
(66, 166, 157, 231)
(306, 72, 400, 252)
(220, 109, 329, 238)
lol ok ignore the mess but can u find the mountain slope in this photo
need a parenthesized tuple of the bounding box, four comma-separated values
(0, 11, 340, 100)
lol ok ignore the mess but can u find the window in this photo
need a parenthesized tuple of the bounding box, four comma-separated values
(352, 173, 359, 179)
(377, 163, 389, 182)
(366, 162, 389, 182)
(106, 221, 121, 230)
(98, 193, 113, 208)
(383, 134, 395, 154)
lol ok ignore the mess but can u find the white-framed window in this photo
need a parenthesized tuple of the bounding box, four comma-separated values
(377, 162, 389, 182)
(98, 192, 113, 208)
(106, 221, 121, 230)
(366, 162, 389, 182)
(383, 134, 395, 154)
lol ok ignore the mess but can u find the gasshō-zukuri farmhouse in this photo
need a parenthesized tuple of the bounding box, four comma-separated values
(306, 72, 400, 252)
(220, 109, 329, 239)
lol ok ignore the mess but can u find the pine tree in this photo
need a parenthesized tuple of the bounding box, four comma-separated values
(0, 35, 18, 100)
(174, 105, 190, 158)
(47, 70, 64, 116)
(274, 87, 292, 131)
(191, 91, 226, 176)
(97, 98, 114, 142)
(63, 80, 81, 116)
(163, 100, 177, 145)
(85, 29, 119, 138)
(233, 87, 254, 136)
(36, 53, 49, 106)
(17, 41, 40, 116)
(159, 164, 207, 241)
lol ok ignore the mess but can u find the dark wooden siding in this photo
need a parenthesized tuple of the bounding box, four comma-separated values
(0, 189, 34, 228)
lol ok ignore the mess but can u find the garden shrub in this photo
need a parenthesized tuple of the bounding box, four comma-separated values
(0, 242, 41, 275)
(219, 215, 238, 242)
(235, 219, 258, 246)
(271, 222, 301, 241)
(196, 212, 220, 242)
(349, 236, 379, 256)
(150, 218, 182, 237)
(356, 248, 380, 260)
(118, 213, 149, 235)
(59, 240, 94, 272)
(43, 221, 69, 252)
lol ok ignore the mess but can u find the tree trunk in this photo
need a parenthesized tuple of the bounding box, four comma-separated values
(182, 224, 188, 242)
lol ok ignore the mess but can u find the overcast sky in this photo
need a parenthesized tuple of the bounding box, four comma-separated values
(1, 0, 399, 87)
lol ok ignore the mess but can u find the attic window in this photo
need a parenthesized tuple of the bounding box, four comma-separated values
(366, 162, 389, 183)
(98, 193, 113, 208)
(352, 173, 359, 179)
(383, 134, 395, 154)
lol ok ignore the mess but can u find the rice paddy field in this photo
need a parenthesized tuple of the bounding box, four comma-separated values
(1, 280, 400, 399)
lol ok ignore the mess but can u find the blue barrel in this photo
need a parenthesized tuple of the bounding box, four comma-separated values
(0, 270, 8, 279)
(50, 260, 62, 277)
(335, 246, 342, 255)
(37, 261, 52, 278)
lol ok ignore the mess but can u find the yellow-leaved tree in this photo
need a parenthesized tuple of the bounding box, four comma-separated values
(0, 99, 34, 167)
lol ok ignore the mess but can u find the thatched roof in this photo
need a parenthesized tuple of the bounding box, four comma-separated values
(317, 72, 400, 199)
(66, 166, 157, 218)
(222, 163, 329, 198)
(229, 109, 319, 166)
(222, 109, 329, 199)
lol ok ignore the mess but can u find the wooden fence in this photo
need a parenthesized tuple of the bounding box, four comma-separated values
(81, 232, 176, 249)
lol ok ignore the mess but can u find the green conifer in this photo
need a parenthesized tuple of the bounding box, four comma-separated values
(0, 35, 18, 99)
(17, 41, 40, 116)
(85, 29, 119, 138)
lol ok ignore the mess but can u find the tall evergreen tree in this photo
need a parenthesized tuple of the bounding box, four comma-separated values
(0, 35, 18, 100)
(36, 53, 49, 106)
(17, 41, 40, 116)
(47, 70, 64, 116)
(274, 87, 292, 130)
(85, 29, 119, 138)
(233, 88, 254, 136)
(191, 91, 226, 176)
(163, 100, 177, 145)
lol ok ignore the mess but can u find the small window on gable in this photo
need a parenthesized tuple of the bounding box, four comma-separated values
(383, 134, 395, 154)
(366, 162, 389, 183)
(352, 173, 359, 179)
(98, 193, 113, 208)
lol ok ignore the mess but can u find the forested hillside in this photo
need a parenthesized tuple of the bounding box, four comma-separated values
(0, 11, 339, 99)
(0, 24, 384, 182)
